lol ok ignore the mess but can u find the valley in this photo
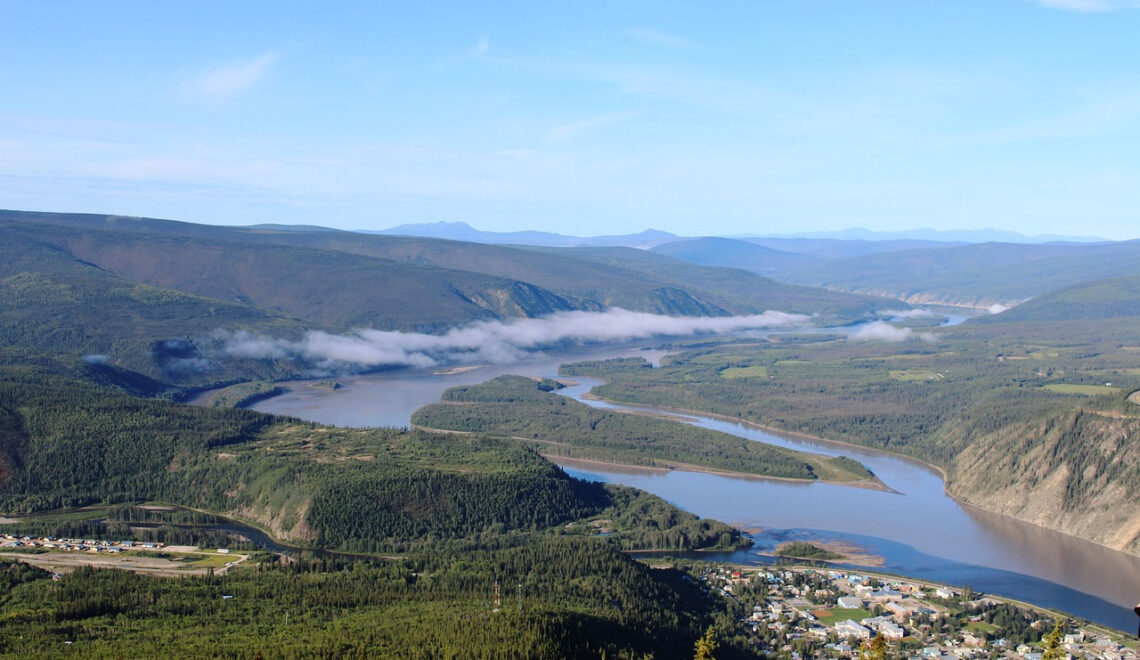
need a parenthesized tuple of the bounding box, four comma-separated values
(9, 6, 1140, 655)
(246, 343, 1140, 632)
(4, 208, 1140, 653)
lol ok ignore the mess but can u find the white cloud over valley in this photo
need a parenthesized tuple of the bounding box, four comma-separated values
(848, 321, 936, 343)
(218, 308, 811, 372)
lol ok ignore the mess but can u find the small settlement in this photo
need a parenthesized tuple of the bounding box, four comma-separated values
(696, 565, 1138, 660)
(1, 533, 165, 554)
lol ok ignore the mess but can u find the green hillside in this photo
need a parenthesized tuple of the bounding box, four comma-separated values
(779, 240, 1140, 306)
(2, 209, 901, 322)
(235, 228, 886, 319)
(0, 366, 743, 554)
(0, 365, 752, 656)
(977, 275, 1140, 323)
(0, 223, 310, 387)
(529, 245, 899, 319)
(4, 219, 584, 332)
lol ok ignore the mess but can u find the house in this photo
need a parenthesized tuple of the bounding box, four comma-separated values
(934, 587, 956, 599)
(880, 622, 905, 639)
(837, 595, 863, 609)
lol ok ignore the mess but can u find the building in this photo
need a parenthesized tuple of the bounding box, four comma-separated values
(835, 619, 872, 640)
(837, 595, 863, 609)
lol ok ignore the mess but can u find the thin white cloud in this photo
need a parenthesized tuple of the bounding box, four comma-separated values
(1029, 0, 1140, 10)
(545, 111, 641, 143)
(498, 148, 536, 159)
(625, 27, 690, 48)
(189, 52, 280, 99)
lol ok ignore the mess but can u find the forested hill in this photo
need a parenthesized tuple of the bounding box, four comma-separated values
(773, 240, 1140, 307)
(0, 366, 744, 554)
(0, 222, 317, 388)
(1, 208, 902, 321)
(0, 364, 758, 656)
(975, 275, 1140, 324)
(0, 218, 589, 332)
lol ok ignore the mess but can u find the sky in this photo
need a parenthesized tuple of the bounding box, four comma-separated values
(2, 1, 1139, 239)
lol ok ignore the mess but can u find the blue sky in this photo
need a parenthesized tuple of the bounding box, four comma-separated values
(2, 1, 1139, 238)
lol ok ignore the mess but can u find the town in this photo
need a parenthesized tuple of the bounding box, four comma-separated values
(691, 564, 1138, 659)
(1, 532, 168, 554)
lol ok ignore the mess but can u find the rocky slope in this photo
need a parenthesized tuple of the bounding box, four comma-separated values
(947, 408, 1140, 554)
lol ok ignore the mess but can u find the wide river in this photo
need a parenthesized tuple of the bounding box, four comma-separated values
(250, 342, 1140, 632)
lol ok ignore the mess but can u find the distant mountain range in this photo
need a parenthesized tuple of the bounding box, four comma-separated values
(366, 221, 680, 248)
(734, 227, 1111, 244)
(371, 220, 1110, 248)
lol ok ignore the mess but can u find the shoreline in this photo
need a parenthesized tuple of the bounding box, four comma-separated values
(547, 451, 890, 491)
(578, 390, 949, 482)
(544, 453, 878, 489)
(759, 539, 886, 568)
(406, 424, 888, 490)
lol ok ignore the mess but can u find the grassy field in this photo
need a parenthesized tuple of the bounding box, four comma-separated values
(721, 366, 769, 379)
(1041, 383, 1119, 395)
(889, 369, 944, 381)
(814, 607, 872, 625)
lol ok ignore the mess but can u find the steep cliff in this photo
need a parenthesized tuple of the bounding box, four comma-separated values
(947, 408, 1140, 554)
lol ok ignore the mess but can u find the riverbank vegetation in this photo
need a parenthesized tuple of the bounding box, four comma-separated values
(412, 375, 877, 484)
(774, 541, 845, 561)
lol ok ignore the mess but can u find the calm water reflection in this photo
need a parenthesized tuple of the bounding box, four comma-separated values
(252, 344, 1140, 632)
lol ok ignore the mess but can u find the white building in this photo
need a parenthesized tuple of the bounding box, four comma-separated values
(837, 595, 863, 609)
(835, 619, 872, 640)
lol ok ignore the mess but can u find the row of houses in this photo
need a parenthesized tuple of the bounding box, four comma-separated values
(1, 533, 164, 553)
